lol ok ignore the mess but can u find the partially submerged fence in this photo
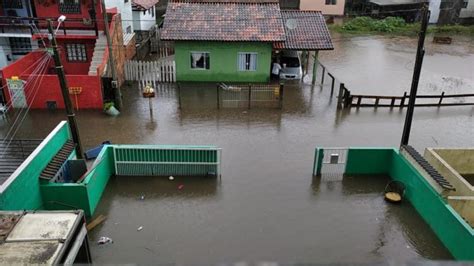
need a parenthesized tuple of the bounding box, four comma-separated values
(124, 59, 176, 88)
(337, 87, 474, 109)
(113, 145, 221, 177)
(217, 83, 284, 109)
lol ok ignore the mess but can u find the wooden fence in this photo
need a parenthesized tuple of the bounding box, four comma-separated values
(124, 59, 176, 88)
(340, 89, 474, 108)
(214, 83, 284, 109)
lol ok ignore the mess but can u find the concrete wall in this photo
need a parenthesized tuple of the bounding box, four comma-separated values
(175, 41, 272, 83)
(105, 0, 134, 34)
(460, 0, 474, 19)
(132, 7, 156, 31)
(300, 0, 345, 16)
(424, 148, 474, 227)
(429, 0, 441, 23)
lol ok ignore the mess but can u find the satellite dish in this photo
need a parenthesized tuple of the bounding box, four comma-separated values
(285, 19, 297, 30)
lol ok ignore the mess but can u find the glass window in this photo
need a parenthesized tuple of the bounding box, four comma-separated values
(9, 37, 31, 55)
(66, 43, 87, 62)
(190, 52, 210, 70)
(59, 0, 81, 14)
(325, 0, 337, 5)
(3, 0, 23, 9)
(238, 53, 257, 71)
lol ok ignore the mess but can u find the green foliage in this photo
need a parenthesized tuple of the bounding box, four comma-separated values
(334, 16, 474, 35)
(341, 16, 407, 33)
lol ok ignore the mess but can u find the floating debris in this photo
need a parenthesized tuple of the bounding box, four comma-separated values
(169, 176, 175, 181)
(137, 226, 143, 231)
(97, 236, 113, 245)
(139, 195, 145, 201)
(178, 184, 184, 190)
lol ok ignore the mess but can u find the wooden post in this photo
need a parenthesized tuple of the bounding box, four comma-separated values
(390, 97, 395, 107)
(337, 83, 344, 109)
(329, 73, 335, 96)
(438, 91, 445, 106)
(375, 97, 380, 107)
(248, 84, 252, 109)
(357, 96, 362, 107)
(401, 92, 407, 107)
(216, 84, 220, 109)
(321, 66, 325, 86)
(344, 88, 351, 107)
(149, 97, 153, 116)
(279, 82, 284, 109)
(312, 50, 319, 85)
(177, 83, 182, 109)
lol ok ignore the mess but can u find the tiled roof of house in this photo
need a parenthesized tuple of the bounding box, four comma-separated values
(160, 0, 286, 42)
(273, 11, 334, 50)
(132, 0, 160, 10)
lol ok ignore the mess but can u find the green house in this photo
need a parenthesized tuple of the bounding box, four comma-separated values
(161, 0, 333, 83)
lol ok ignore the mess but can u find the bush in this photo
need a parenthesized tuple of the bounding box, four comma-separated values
(342, 16, 407, 33)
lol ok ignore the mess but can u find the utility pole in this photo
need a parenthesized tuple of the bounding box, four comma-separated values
(47, 20, 84, 159)
(101, 0, 122, 110)
(400, 6, 430, 146)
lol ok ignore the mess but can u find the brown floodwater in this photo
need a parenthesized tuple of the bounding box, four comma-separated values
(1, 34, 473, 264)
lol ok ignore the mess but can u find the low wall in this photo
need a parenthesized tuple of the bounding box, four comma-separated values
(41, 145, 115, 217)
(0, 121, 70, 211)
(424, 148, 474, 227)
(340, 147, 474, 260)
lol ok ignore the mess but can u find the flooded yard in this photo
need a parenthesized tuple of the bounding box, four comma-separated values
(0, 34, 473, 263)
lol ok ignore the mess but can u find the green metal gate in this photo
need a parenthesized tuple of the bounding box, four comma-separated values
(113, 145, 221, 177)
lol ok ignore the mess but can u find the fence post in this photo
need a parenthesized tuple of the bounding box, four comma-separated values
(438, 91, 445, 106)
(312, 51, 319, 85)
(216, 84, 220, 109)
(313, 148, 324, 176)
(330, 73, 335, 96)
(401, 91, 407, 108)
(248, 84, 251, 109)
(177, 83, 182, 109)
(279, 82, 284, 109)
(375, 97, 380, 107)
(321, 65, 325, 86)
(337, 83, 344, 109)
(344, 87, 351, 108)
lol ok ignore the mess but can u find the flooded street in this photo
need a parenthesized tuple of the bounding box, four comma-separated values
(1, 34, 473, 263)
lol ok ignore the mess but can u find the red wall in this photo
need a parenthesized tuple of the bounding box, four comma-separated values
(1, 51, 103, 109)
(19, 74, 103, 109)
(56, 38, 95, 75)
(33, 0, 104, 31)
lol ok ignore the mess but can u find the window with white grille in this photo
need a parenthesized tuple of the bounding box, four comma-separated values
(66, 43, 87, 62)
(238, 53, 257, 71)
(59, 0, 81, 14)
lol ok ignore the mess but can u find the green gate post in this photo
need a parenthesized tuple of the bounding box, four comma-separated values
(313, 148, 324, 176)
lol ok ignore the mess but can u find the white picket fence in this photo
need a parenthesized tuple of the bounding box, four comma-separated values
(124, 59, 176, 88)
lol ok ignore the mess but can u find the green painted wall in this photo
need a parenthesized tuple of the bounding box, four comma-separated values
(41, 146, 115, 217)
(0, 122, 70, 211)
(345, 147, 394, 175)
(175, 41, 272, 83)
(341, 147, 474, 260)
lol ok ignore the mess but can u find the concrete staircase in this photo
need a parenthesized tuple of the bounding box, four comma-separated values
(88, 32, 107, 76)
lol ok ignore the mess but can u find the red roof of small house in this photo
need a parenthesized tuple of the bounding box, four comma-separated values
(161, 0, 286, 42)
(132, 0, 160, 10)
(273, 11, 333, 50)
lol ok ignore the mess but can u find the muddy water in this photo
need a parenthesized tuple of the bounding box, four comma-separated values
(1, 34, 472, 263)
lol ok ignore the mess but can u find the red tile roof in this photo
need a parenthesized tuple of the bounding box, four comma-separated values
(132, 0, 160, 10)
(274, 11, 333, 50)
(161, 0, 286, 42)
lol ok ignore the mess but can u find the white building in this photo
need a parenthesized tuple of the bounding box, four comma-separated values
(104, 0, 134, 34)
(430, 0, 473, 24)
(132, 0, 159, 34)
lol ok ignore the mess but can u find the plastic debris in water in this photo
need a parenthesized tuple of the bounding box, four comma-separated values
(97, 236, 113, 245)
(169, 176, 175, 181)
(178, 184, 184, 190)
(139, 195, 145, 200)
(137, 226, 143, 231)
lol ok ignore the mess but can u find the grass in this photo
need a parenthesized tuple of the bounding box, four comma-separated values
(330, 17, 474, 36)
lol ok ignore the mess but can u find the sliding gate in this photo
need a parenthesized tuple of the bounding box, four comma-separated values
(113, 145, 221, 177)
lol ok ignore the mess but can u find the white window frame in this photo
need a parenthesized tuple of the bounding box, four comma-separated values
(65, 43, 87, 62)
(237, 52, 258, 72)
(190, 51, 210, 70)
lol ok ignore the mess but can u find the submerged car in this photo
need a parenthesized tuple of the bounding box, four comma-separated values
(279, 51, 303, 80)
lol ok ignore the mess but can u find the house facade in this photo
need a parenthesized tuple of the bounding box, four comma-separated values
(132, 0, 159, 42)
(299, 0, 345, 16)
(0, 0, 128, 110)
(161, 0, 333, 83)
(0, 0, 37, 68)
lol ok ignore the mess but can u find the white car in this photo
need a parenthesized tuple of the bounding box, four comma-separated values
(279, 51, 303, 80)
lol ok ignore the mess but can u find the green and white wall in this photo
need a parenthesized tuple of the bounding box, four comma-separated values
(174, 41, 272, 83)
